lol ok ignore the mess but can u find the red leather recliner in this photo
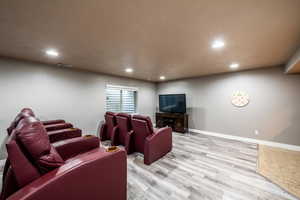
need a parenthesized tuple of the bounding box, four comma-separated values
(42, 119, 65, 126)
(1, 116, 82, 193)
(115, 113, 134, 154)
(21, 108, 73, 132)
(131, 115, 173, 165)
(7, 108, 82, 143)
(6, 109, 34, 135)
(99, 112, 118, 143)
(1, 116, 127, 200)
(43, 122, 73, 132)
(14, 108, 67, 130)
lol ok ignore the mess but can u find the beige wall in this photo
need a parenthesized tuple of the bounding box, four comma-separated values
(157, 67, 300, 146)
(1, 57, 299, 157)
(0, 58, 156, 158)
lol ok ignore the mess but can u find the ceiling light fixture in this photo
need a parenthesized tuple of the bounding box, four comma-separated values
(125, 68, 133, 73)
(211, 39, 225, 49)
(45, 49, 59, 57)
(160, 76, 166, 80)
(230, 63, 239, 69)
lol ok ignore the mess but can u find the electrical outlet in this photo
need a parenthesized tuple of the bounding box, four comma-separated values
(254, 130, 259, 135)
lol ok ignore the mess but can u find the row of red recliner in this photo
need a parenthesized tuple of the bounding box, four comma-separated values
(100, 112, 173, 165)
(1, 108, 127, 200)
(6, 108, 82, 142)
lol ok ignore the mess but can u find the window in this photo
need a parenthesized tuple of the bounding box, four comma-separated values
(106, 85, 137, 114)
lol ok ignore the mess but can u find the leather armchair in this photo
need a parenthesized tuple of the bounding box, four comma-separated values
(22, 108, 73, 132)
(44, 122, 73, 132)
(20, 108, 66, 126)
(6, 110, 34, 135)
(52, 136, 100, 160)
(131, 115, 172, 165)
(7, 108, 82, 142)
(7, 108, 66, 135)
(1, 117, 127, 200)
(42, 119, 66, 126)
(99, 112, 118, 143)
(115, 113, 133, 154)
(26, 118, 81, 143)
(47, 128, 82, 143)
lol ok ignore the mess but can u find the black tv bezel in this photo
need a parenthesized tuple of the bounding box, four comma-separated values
(159, 94, 186, 114)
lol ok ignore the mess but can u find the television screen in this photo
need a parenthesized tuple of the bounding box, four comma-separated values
(159, 94, 186, 113)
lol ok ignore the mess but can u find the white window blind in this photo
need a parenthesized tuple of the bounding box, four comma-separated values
(106, 85, 137, 114)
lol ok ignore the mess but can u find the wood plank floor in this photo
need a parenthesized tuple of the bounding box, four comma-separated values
(119, 132, 298, 200)
(0, 132, 297, 199)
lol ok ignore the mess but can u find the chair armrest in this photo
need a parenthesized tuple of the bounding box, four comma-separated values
(42, 119, 65, 126)
(111, 126, 118, 146)
(144, 127, 172, 165)
(125, 130, 134, 154)
(52, 136, 100, 160)
(45, 123, 73, 132)
(48, 128, 82, 143)
(8, 148, 127, 200)
(99, 123, 107, 141)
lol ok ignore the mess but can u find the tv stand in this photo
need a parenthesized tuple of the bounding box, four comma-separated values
(155, 112, 188, 133)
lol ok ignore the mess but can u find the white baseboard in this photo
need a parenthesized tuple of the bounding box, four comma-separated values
(189, 128, 300, 151)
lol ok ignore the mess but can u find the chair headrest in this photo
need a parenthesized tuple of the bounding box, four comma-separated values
(15, 119, 50, 159)
(116, 113, 132, 130)
(21, 108, 35, 117)
(7, 112, 36, 135)
(132, 115, 154, 133)
(132, 115, 151, 121)
(105, 112, 116, 116)
(16, 116, 40, 131)
(15, 119, 64, 174)
(116, 113, 131, 119)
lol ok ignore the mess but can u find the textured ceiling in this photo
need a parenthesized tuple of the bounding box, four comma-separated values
(0, 0, 300, 82)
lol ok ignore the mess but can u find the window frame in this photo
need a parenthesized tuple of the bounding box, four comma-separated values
(105, 84, 138, 114)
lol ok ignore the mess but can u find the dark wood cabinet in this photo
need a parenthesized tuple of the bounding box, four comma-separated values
(155, 112, 188, 133)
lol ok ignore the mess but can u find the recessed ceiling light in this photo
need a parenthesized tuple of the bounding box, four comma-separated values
(230, 63, 239, 69)
(211, 39, 225, 49)
(125, 68, 133, 73)
(160, 76, 165, 80)
(45, 49, 59, 57)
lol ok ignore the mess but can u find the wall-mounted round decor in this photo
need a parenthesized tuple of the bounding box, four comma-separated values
(231, 91, 250, 107)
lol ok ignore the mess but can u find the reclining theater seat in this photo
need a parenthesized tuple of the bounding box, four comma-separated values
(1, 116, 82, 192)
(6, 108, 82, 143)
(46, 128, 82, 143)
(43, 122, 73, 132)
(1, 116, 127, 200)
(6, 110, 35, 136)
(7, 108, 66, 134)
(115, 113, 134, 154)
(7, 108, 71, 134)
(99, 112, 118, 143)
(131, 115, 173, 165)
(42, 119, 65, 126)
(21, 108, 66, 126)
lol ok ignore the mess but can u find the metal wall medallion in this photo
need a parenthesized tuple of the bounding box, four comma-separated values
(231, 91, 250, 107)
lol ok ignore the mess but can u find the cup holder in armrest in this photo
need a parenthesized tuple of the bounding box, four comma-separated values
(106, 146, 118, 152)
(84, 135, 94, 138)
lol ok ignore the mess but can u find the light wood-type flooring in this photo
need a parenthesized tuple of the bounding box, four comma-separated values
(0, 132, 297, 200)
(119, 132, 298, 200)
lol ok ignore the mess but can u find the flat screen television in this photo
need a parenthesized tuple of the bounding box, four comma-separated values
(159, 94, 186, 113)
